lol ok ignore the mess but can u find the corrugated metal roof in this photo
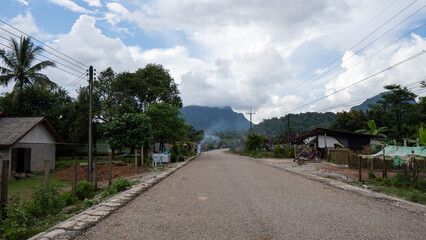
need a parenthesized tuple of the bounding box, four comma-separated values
(0, 117, 44, 146)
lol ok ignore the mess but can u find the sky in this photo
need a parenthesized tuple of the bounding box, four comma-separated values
(0, 0, 425, 123)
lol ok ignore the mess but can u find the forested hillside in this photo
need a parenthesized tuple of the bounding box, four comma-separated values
(253, 112, 338, 136)
(180, 106, 250, 132)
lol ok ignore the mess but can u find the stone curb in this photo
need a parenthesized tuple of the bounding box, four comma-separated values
(29, 155, 199, 240)
(242, 155, 426, 217)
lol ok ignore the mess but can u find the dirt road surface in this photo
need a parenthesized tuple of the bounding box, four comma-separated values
(76, 149, 426, 240)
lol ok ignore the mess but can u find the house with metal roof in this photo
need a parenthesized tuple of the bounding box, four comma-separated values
(0, 115, 63, 177)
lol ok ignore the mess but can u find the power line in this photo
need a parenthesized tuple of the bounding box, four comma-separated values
(280, 50, 426, 115)
(0, 42, 86, 79)
(295, 0, 400, 82)
(309, 22, 426, 91)
(0, 18, 88, 68)
(0, 26, 87, 72)
(285, 0, 422, 96)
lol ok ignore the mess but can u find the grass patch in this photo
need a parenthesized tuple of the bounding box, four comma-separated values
(368, 184, 426, 204)
(8, 173, 71, 200)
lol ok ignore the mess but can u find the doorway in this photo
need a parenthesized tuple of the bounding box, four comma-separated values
(12, 148, 31, 173)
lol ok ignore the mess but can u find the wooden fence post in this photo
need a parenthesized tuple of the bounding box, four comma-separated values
(293, 145, 297, 160)
(412, 151, 418, 189)
(108, 151, 112, 186)
(382, 149, 387, 179)
(93, 156, 98, 191)
(358, 156, 362, 182)
(141, 146, 144, 167)
(44, 160, 50, 191)
(1, 160, 9, 216)
(134, 148, 138, 171)
(72, 158, 77, 197)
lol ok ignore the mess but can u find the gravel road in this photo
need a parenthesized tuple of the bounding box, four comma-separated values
(76, 149, 426, 240)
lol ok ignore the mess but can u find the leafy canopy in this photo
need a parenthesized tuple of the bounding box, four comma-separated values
(101, 113, 152, 151)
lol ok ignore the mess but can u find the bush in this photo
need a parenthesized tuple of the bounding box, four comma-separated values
(56, 191, 78, 206)
(27, 185, 60, 217)
(170, 144, 180, 162)
(101, 185, 116, 200)
(407, 190, 425, 203)
(83, 199, 98, 208)
(76, 181, 94, 201)
(0, 197, 36, 240)
(112, 178, 132, 192)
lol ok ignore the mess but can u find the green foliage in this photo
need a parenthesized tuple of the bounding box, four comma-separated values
(83, 199, 98, 208)
(56, 191, 78, 206)
(273, 145, 294, 158)
(112, 178, 132, 192)
(170, 144, 180, 162)
(146, 103, 187, 145)
(76, 181, 94, 201)
(101, 113, 152, 151)
(0, 196, 36, 240)
(407, 190, 425, 203)
(419, 127, 426, 146)
(0, 36, 56, 107)
(26, 185, 61, 217)
(254, 112, 338, 137)
(245, 134, 268, 151)
(367, 120, 377, 135)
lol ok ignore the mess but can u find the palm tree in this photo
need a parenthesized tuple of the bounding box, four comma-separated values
(0, 36, 56, 110)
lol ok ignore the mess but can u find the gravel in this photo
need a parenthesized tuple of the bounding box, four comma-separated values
(76, 149, 426, 240)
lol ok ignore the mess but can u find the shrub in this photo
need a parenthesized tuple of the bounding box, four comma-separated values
(101, 185, 116, 200)
(56, 191, 78, 206)
(112, 178, 132, 192)
(0, 196, 36, 240)
(170, 144, 180, 162)
(76, 181, 94, 200)
(27, 185, 60, 217)
(407, 190, 425, 203)
(83, 199, 98, 208)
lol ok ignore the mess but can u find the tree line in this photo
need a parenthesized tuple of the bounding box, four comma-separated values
(0, 36, 203, 153)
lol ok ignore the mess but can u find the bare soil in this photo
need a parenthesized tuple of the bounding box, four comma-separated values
(54, 164, 148, 182)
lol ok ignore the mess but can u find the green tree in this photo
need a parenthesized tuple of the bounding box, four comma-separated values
(245, 133, 268, 151)
(101, 113, 152, 151)
(0, 37, 56, 110)
(330, 110, 367, 132)
(377, 84, 417, 140)
(146, 103, 187, 149)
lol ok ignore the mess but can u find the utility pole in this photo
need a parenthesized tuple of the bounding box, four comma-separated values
(88, 66, 93, 182)
(246, 108, 255, 134)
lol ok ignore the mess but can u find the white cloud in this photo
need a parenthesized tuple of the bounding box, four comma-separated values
(48, 0, 90, 13)
(82, 0, 101, 7)
(16, 0, 28, 6)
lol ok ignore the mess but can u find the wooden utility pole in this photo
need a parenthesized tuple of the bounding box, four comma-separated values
(246, 108, 255, 133)
(88, 66, 94, 182)
(382, 148, 387, 179)
(134, 148, 138, 171)
(93, 156, 98, 190)
(141, 146, 144, 167)
(1, 160, 9, 216)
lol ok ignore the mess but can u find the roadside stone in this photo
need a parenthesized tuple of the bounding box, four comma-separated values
(60, 205, 80, 214)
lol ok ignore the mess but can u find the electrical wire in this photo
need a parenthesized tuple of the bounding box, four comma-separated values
(0, 18, 87, 68)
(285, 0, 423, 96)
(279, 50, 426, 115)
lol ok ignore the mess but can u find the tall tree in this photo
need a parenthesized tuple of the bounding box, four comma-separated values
(0, 37, 56, 110)
(146, 103, 187, 148)
(377, 84, 416, 139)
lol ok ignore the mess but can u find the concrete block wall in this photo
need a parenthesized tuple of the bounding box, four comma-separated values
(13, 143, 56, 172)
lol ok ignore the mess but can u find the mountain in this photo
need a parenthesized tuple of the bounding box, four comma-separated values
(253, 112, 338, 136)
(350, 91, 416, 112)
(350, 92, 389, 112)
(180, 106, 250, 132)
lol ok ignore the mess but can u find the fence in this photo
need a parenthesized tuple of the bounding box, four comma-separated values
(327, 148, 426, 171)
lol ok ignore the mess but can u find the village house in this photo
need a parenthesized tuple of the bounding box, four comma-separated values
(0, 114, 63, 177)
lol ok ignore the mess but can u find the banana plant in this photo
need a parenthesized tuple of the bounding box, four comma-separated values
(420, 127, 426, 146)
(355, 120, 388, 139)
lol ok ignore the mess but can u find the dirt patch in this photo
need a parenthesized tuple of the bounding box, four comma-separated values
(54, 164, 148, 182)
(313, 162, 396, 179)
